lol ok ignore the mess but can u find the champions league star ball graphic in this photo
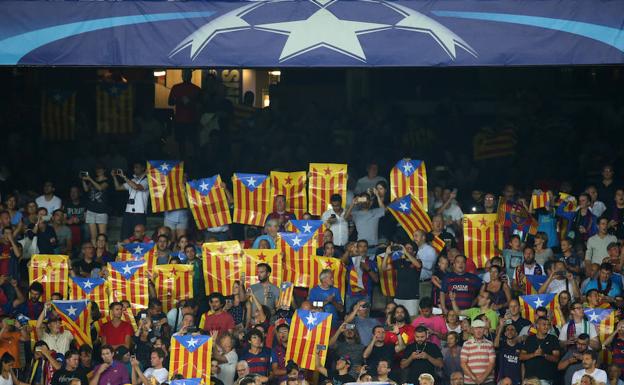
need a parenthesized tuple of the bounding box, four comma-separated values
(169, 0, 477, 64)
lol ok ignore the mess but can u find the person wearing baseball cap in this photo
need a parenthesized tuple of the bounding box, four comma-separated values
(459, 318, 496, 385)
(314, 347, 355, 385)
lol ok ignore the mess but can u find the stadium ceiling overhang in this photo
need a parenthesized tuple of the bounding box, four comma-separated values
(1, 0, 623, 67)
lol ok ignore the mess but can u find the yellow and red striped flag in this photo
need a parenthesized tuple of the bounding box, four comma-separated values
(29, 255, 69, 301)
(117, 242, 157, 268)
(524, 275, 548, 295)
(202, 241, 242, 296)
(463, 214, 503, 269)
(387, 194, 431, 239)
(531, 190, 550, 210)
(390, 159, 428, 210)
(585, 308, 616, 364)
(232, 173, 273, 226)
(147, 160, 187, 213)
(96, 83, 133, 134)
(153, 264, 194, 313)
(286, 310, 332, 370)
(271, 171, 307, 219)
(41, 89, 76, 141)
(169, 334, 213, 381)
(431, 235, 446, 254)
(52, 300, 92, 346)
(108, 260, 149, 314)
(285, 219, 326, 247)
(311, 256, 347, 301)
(376, 255, 397, 297)
(308, 163, 347, 216)
(473, 127, 516, 161)
(241, 249, 282, 288)
(519, 294, 564, 326)
(68, 276, 109, 315)
(187, 175, 232, 230)
(277, 282, 295, 309)
(280, 232, 316, 288)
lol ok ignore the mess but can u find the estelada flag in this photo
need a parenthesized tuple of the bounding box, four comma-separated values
(278, 282, 295, 309)
(169, 334, 213, 381)
(117, 242, 157, 267)
(473, 127, 516, 160)
(96, 83, 133, 134)
(108, 260, 149, 314)
(286, 310, 332, 370)
(280, 232, 316, 288)
(232, 173, 273, 226)
(463, 214, 503, 269)
(525, 275, 548, 295)
(271, 171, 307, 219)
(29, 254, 69, 301)
(531, 190, 551, 210)
(202, 241, 242, 296)
(187, 175, 232, 230)
(390, 159, 428, 210)
(241, 249, 282, 288)
(431, 236, 446, 254)
(52, 300, 91, 346)
(376, 255, 396, 297)
(387, 194, 431, 239)
(285, 219, 325, 247)
(41, 89, 76, 141)
(311, 256, 347, 301)
(585, 308, 616, 364)
(68, 276, 109, 315)
(147, 160, 187, 213)
(308, 163, 347, 216)
(153, 264, 194, 313)
(519, 294, 564, 326)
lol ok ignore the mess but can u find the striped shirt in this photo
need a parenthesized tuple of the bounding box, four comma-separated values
(460, 337, 495, 384)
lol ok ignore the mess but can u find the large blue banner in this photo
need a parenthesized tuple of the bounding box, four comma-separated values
(1, 0, 623, 67)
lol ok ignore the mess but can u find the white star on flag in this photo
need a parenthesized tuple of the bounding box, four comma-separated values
(246, 177, 257, 187)
(398, 202, 409, 212)
(122, 264, 133, 275)
(588, 312, 600, 323)
(402, 161, 414, 173)
(199, 181, 209, 191)
(66, 306, 78, 316)
(186, 337, 199, 348)
(133, 246, 144, 255)
(82, 280, 93, 289)
(305, 312, 317, 327)
(292, 236, 302, 246)
(533, 297, 544, 308)
(302, 222, 313, 233)
(160, 163, 170, 172)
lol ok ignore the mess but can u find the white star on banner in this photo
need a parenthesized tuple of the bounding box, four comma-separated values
(186, 337, 199, 348)
(302, 222, 313, 233)
(533, 297, 544, 308)
(247, 177, 257, 187)
(160, 163, 170, 172)
(67, 306, 78, 316)
(292, 236, 302, 247)
(199, 181, 209, 191)
(133, 246, 144, 255)
(122, 264, 133, 275)
(402, 162, 414, 174)
(305, 312, 317, 327)
(398, 202, 409, 212)
(82, 280, 93, 289)
(588, 312, 600, 323)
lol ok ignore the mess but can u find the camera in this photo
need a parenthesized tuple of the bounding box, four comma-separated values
(79, 171, 89, 178)
(345, 323, 355, 330)
(312, 301, 324, 307)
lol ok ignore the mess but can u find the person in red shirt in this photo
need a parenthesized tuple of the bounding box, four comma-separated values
(100, 302, 133, 349)
(384, 305, 415, 345)
(200, 293, 235, 335)
(168, 69, 201, 157)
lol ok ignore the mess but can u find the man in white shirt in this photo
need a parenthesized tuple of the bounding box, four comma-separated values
(539, 260, 581, 300)
(35, 181, 62, 217)
(586, 217, 617, 266)
(321, 194, 348, 248)
(414, 229, 437, 300)
(131, 349, 169, 385)
(571, 351, 607, 385)
(436, 188, 463, 227)
(112, 161, 149, 240)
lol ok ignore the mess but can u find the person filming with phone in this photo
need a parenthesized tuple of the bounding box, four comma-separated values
(111, 161, 149, 240)
(80, 163, 110, 242)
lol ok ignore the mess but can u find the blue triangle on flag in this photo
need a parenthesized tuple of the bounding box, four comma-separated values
(109, 260, 145, 280)
(173, 334, 211, 353)
(279, 232, 315, 251)
(396, 159, 422, 177)
(522, 294, 555, 309)
(170, 379, 202, 385)
(53, 300, 88, 321)
(297, 309, 331, 331)
(188, 176, 218, 196)
(526, 275, 547, 291)
(235, 173, 268, 192)
(584, 308, 613, 324)
(281, 282, 293, 290)
(289, 220, 323, 234)
(70, 276, 105, 295)
(122, 242, 155, 258)
(388, 195, 411, 213)
(148, 160, 181, 176)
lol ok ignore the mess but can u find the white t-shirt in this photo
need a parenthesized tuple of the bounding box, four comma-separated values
(35, 195, 62, 215)
(123, 174, 149, 214)
(143, 367, 169, 384)
(546, 278, 576, 300)
(442, 203, 463, 222)
(321, 208, 348, 246)
(41, 329, 73, 355)
(217, 349, 238, 385)
(572, 368, 607, 385)
(558, 320, 598, 341)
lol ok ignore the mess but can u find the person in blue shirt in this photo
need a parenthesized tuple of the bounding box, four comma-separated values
(308, 269, 344, 327)
(583, 262, 623, 301)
